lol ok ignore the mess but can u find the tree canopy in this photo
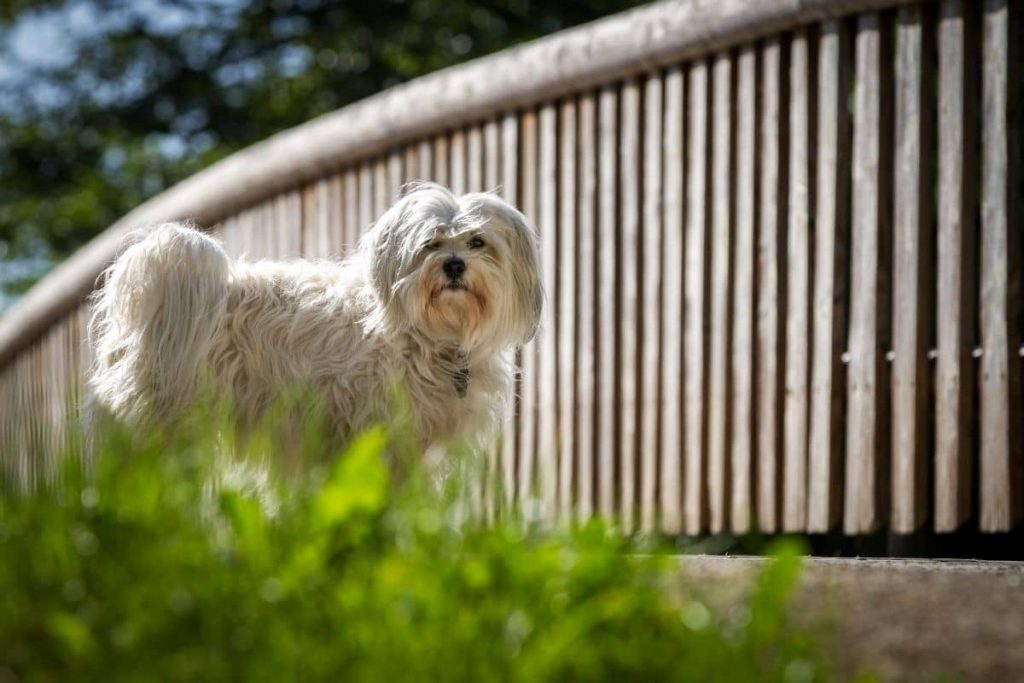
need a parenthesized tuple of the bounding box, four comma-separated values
(0, 0, 646, 307)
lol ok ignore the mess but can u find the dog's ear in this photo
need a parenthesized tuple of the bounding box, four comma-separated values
(495, 203, 543, 345)
(362, 204, 404, 305)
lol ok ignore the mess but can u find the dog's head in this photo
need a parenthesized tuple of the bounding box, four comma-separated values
(362, 182, 541, 352)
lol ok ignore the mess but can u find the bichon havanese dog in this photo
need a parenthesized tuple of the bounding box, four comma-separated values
(87, 182, 542, 450)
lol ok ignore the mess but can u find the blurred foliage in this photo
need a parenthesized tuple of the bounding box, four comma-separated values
(0, 0, 648, 302)
(0, 410, 835, 681)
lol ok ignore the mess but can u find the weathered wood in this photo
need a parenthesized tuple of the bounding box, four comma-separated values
(640, 73, 664, 533)
(0, 0, 928, 370)
(301, 184, 318, 258)
(891, 5, 935, 534)
(756, 38, 788, 534)
(707, 53, 733, 534)
(979, 0, 1022, 531)
(358, 162, 374, 236)
(660, 67, 686, 534)
(489, 116, 514, 513)
(517, 110, 539, 504)
(416, 139, 432, 183)
(433, 135, 449, 187)
(619, 80, 641, 532)
(684, 60, 710, 536)
(450, 129, 467, 195)
(373, 157, 389, 219)
(558, 99, 578, 522)
(403, 144, 419, 185)
(501, 113, 518, 202)
(784, 30, 814, 533)
(576, 93, 598, 522)
(845, 13, 893, 535)
(730, 48, 756, 533)
(597, 87, 619, 520)
(387, 150, 403, 200)
(483, 119, 500, 190)
(275, 191, 303, 257)
(343, 168, 359, 250)
(537, 104, 559, 521)
(808, 20, 852, 533)
(467, 125, 484, 192)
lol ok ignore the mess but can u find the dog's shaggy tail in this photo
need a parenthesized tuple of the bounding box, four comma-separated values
(88, 222, 231, 420)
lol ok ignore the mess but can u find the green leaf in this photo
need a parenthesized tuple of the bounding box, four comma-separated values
(46, 611, 96, 660)
(312, 426, 390, 529)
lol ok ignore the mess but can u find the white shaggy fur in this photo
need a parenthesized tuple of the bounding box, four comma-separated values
(88, 183, 542, 450)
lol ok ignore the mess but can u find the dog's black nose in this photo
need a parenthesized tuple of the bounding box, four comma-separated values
(443, 256, 466, 279)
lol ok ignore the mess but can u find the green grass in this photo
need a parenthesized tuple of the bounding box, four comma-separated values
(0, 414, 831, 682)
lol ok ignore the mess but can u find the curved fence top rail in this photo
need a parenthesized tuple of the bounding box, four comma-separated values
(0, 0, 916, 366)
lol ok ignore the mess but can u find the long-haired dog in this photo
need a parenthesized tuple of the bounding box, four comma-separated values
(88, 183, 542, 450)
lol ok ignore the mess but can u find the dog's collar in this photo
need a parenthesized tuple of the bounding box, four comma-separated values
(440, 348, 470, 399)
(453, 365, 470, 398)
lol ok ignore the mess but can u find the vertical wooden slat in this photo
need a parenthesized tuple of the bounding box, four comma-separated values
(308, 181, 328, 257)
(576, 93, 598, 522)
(979, 0, 1022, 531)
(498, 114, 518, 512)
(0, 367, 11, 487)
(757, 38, 788, 533)
(301, 185, 315, 258)
(358, 162, 374, 237)
(433, 135, 450, 187)
(388, 149, 403, 200)
(343, 168, 359, 250)
(502, 113, 518, 201)
(276, 191, 303, 257)
(403, 144, 420, 185)
(619, 81, 641, 531)
(517, 110, 540, 505)
(374, 157, 389, 218)
(684, 60, 710, 536)
(808, 20, 852, 533)
(468, 125, 484, 192)
(49, 325, 68, 477)
(15, 353, 30, 489)
(481, 118, 500, 517)
(417, 140, 433, 183)
(29, 346, 42, 487)
(660, 67, 686, 534)
(891, 5, 935, 534)
(640, 73, 664, 533)
(707, 54, 733, 534)
(731, 48, 757, 533)
(597, 88, 619, 520)
(450, 129, 467, 195)
(468, 123, 487, 517)
(935, 0, 979, 532)
(846, 13, 893, 535)
(558, 100, 578, 522)
(484, 120, 500, 190)
(784, 30, 813, 532)
(538, 104, 559, 521)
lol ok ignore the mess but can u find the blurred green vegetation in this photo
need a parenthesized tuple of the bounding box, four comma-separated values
(0, 0, 648, 305)
(0, 411, 834, 681)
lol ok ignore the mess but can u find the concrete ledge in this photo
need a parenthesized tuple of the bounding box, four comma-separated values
(680, 556, 1024, 682)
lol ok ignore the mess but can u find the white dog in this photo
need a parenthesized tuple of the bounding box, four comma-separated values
(88, 183, 542, 450)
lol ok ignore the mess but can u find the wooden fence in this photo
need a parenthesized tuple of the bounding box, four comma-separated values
(0, 0, 1021, 537)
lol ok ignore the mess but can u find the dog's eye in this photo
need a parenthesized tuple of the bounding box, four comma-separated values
(467, 236, 485, 250)
(425, 240, 442, 251)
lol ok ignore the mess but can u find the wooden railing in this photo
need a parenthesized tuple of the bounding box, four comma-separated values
(1, 0, 1020, 539)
